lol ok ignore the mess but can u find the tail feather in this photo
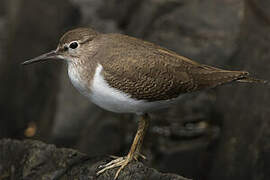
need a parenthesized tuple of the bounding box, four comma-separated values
(237, 76, 268, 84)
(193, 68, 268, 90)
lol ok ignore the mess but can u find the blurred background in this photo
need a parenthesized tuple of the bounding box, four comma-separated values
(0, 0, 269, 179)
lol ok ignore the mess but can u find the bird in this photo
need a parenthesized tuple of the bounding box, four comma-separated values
(22, 27, 267, 179)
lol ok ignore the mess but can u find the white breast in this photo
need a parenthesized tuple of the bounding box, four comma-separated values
(88, 64, 183, 114)
(68, 63, 89, 97)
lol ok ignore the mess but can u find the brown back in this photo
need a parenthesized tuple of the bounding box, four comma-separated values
(91, 33, 249, 101)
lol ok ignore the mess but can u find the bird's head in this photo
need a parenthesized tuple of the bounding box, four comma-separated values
(22, 27, 99, 65)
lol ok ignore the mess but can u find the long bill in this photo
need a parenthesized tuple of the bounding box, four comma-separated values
(21, 50, 60, 65)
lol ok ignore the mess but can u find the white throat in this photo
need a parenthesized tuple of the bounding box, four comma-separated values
(67, 62, 89, 97)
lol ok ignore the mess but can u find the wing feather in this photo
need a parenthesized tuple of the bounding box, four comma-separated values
(95, 33, 246, 101)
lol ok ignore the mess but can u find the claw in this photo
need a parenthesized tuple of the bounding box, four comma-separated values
(97, 156, 133, 180)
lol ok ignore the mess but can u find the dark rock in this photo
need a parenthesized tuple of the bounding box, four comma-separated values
(0, 139, 191, 180)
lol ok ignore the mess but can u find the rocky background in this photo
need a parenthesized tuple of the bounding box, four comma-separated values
(0, 0, 270, 180)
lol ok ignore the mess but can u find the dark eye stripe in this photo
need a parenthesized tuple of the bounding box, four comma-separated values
(64, 46, 68, 51)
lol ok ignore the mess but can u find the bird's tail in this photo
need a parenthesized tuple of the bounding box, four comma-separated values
(237, 76, 268, 84)
(194, 65, 268, 89)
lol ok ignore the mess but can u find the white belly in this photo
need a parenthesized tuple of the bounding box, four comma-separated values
(69, 63, 182, 114)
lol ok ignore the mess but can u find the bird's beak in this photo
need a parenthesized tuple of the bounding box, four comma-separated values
(21, 50, 62, 65)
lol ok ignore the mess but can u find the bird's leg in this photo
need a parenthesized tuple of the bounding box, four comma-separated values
(133, 114, 149, 161)
(97, 114, 149, 179)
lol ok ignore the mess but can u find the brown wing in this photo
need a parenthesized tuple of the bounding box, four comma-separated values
(97, 34, 248, 101)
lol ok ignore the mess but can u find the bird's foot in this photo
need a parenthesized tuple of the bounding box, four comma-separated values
(97, 153, 144, 179)
(97, 115, 149, 179)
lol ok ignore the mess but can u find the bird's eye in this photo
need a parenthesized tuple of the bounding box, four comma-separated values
(69, 41, 79, 49)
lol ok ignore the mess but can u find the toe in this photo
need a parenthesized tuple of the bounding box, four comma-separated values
(134, 153, 147, 161)
(114, 159, 130, 180)
(97, 153, 140, 179)
(99, 157, 124, 168)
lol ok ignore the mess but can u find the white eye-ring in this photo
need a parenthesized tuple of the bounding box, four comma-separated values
(69, 41, 79, 49)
